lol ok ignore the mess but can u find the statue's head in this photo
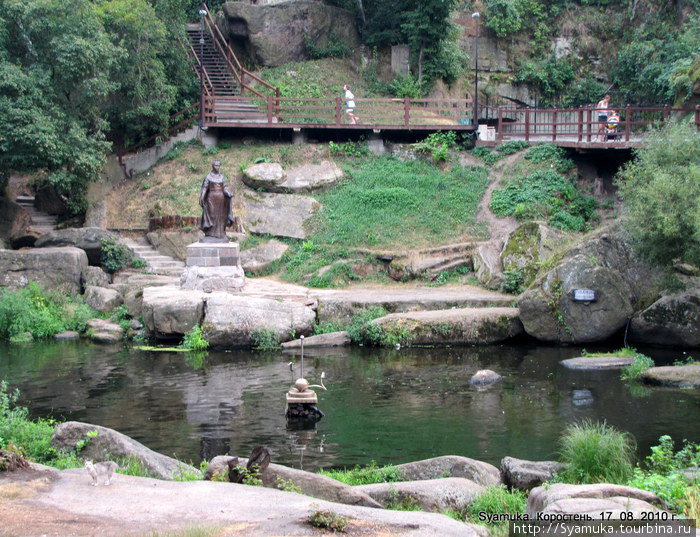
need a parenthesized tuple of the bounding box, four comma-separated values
(212, 159, 221, 172)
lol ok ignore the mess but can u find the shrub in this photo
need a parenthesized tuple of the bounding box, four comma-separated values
(620, 353, 655, 381)
(181, 326, 209, 352)
(0, 283, 97, 342)
(251, 328, 281, 350)
(616, 122, 700, 266)
(328, 140, 369, 157)
(100, 237, 133, 274)
(416, 131, 458, 163)
(346, 306, 388, 346)
(558, 420, 636, 484)
(308, 510, 348, 532)
(388, 74, 424, 99)
(467, 485, 527, 521)
(501, 269, 525, 294)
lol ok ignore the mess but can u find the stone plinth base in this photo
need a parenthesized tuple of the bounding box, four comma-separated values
(181, 241, 245, 292)
(180, 265, 245, 292)
(186, 241, 240, 267)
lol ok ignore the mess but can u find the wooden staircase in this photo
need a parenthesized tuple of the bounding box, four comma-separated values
(186, 25, 240, 97)
(185, 4, 279, 126)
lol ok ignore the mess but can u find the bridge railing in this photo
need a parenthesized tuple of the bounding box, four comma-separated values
(493, 105, 700, 143)
(203, 95, 475, 129)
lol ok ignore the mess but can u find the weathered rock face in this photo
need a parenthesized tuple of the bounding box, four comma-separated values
(203, 293, 316, 347)
(141, 286, 205, 339)
(52, 421, 200, 480)
(35, 227, 118, 265)
(240, 239, 289, 274)
(473, 241, 504, 288)
(372, 308, 523, 345)
(0, 247, 87, 294)
(500, 457, 564, 491)
(147, 230, 203, 261)
(222, 1, 359, 67)
(84, 266, 111, 288)
(241, 189, 320, 239)
(394, 456, 501, 487)
(642, 365, 700, 388)
(518, 228, 661, 343)
(243, 161, 344, 193)
(500, 222, 570, 287)
(630, 284, 700, 347)
(0, 198, 31, 240)
(526, 483, 666, 518)
(205, 455, 381, 508)
(356, 478, 485, 512)
(84, 286, 122, 313)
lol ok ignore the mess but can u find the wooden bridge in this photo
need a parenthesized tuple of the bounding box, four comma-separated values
(117, 3, 700, 160)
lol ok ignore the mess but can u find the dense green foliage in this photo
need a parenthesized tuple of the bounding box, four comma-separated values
(620, 353, 655, 381)
(0, 0, 196, 214)
(616, 122, 700, 265)
(558, 420, 636, 484)
(100, 237, 134, 274)
(0, 283, 96, 342)
(182, 326, 209, 351)
(489, 146, 597, 233)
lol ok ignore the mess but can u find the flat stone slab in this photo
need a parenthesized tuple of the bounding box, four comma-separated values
(240, 239, 289, 273)
(373, 307, 523, 345)
(312, 284, 515, 324)
(642, 365, 700, 388)
(282, 331, 351, 348)
(559, 356, 636, 370)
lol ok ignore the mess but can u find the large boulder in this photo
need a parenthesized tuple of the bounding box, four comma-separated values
(84, 286, 122, 313)
(51, 421, 200, 480)
(641, 365, 700, 388)
(222, 1, 359, 67)
(393, 456, 501, 487)
(0, 198, 31, 240)
(240, 239, 289, 274)
(559, 355, 636, 370)
(241, 163, 286, 190)
(35, 227, 119, 265)
(356, 478, 485, 512)
(500, 457, 564, 491)
(473, 241, 504, 288)
(282, 331, 351, 348)
(629, 284, 700, 347)
(0, 246, 87, 294)
(205, 455, 381, 508)
(526, 483, 666, 518)
(84, 266, 111, 288)
(146, 229, 204, 261)
(203, 293, 317, 347)
(243, 161, 344, 194)
(241, 189, 320, 240)
(372, 307, 523, 345)
(86, 318, 124, 344)
(500, 222, 570, 288)
(518, 228, 661, 343)
(141, 286, 205, 339)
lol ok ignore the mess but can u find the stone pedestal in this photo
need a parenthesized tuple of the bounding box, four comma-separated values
(180, 241, 245, 292)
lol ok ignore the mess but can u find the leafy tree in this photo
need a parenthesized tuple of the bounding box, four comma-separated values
(616, 122, 700, 265)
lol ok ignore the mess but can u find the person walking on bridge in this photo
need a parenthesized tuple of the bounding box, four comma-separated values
(595, 94, 611, 141)
(343, 84, 359, 125)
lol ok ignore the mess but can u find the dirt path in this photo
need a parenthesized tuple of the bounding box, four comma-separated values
(463, 153, 520, 243)
(0, 466, 487, 537)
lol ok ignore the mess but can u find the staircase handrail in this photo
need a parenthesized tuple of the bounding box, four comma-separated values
(187, 39, 216, 97)
(201, 2, 280, 104)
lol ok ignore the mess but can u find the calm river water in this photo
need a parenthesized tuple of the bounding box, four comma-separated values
(1, 341, 698, 472)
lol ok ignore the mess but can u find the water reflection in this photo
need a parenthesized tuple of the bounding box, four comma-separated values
(1, 341, 698, 472)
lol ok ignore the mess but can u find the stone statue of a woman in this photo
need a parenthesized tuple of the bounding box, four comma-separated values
(199, 159, 234, 242)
